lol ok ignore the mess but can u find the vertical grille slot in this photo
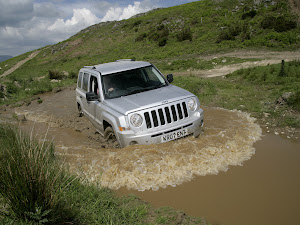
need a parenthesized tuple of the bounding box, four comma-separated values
(144, 112, 151, 128)
(165, 107, 171, 123)
(151, 110, 159, 127)
(182, 102, 188, 118)
(171, 105, 177, 121)
(177, 103, 183, 119)
(158, 109, 165, 125)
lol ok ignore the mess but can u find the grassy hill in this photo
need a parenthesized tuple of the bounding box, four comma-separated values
(1, 0, 299, 77)
(0, 0, 299, 109)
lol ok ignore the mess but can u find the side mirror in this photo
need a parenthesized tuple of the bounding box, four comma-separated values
(167, 74, 173, 83)
(86, 92, 98, 102)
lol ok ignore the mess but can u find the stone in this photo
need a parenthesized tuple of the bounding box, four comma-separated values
(276, 92, 293, 105)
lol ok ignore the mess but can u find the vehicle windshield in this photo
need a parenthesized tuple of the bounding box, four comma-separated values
(102, 66, 167, 99)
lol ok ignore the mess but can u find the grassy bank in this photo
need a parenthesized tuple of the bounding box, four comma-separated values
(174, 60, 300, 131)
(0, 124, 207, 225)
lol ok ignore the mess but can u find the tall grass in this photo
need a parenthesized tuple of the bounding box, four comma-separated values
(0, 124, 75, 224)
(0, 125, 197, 225)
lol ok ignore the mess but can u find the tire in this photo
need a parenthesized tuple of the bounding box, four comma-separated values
(78, 104, 83, 117)
(104, 126, 116, 141)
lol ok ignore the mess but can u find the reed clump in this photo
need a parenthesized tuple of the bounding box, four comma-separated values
(0, 124, 74, 224)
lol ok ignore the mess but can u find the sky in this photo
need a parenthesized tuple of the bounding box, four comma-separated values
(0, 0, 197, 57)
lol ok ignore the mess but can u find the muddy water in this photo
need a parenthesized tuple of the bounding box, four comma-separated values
(6, 89, 300, 225)
(118, 134, 300, 225)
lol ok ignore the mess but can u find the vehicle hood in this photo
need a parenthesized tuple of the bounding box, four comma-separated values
(103, 85, 194, 115)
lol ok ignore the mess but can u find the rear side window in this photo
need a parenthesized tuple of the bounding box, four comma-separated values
(82, 73, 89, 91)
(77, 72, 83, 88)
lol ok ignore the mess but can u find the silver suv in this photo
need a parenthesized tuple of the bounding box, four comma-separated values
(76, 60, 204, 147)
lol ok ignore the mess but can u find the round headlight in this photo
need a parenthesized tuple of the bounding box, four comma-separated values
(187, 98, 197, 111)
(130, 113, 143, 127)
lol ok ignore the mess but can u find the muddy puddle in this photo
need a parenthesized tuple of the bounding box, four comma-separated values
(2, 88, 300, 225)
(118, 133, 300, 225)
(11, 89, 262, 191)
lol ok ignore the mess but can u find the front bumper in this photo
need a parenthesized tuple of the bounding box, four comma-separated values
(117, 108, 204, 147)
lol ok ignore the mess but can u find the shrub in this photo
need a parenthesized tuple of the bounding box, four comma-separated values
(132, 20, 142, 27)
(216, 23, 241, 43)
(0, 125, 75, 224)
(147, 25, 169, 44)
(176, 27, 192, 42)
(135, 33, 147, 42)
(156, 24, 165, 31)
(69, 71, 77, 79)
(216, 30, 235, 43)
(261, 15, 297, 32)
(48, 70, 64, 80)
(6, 82, 18, 94)
(242, 10, 257, 20)
(158, 37, 168, 47)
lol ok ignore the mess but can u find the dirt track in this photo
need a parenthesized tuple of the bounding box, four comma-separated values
(173, 49, 300, 77)
(0, 50, 40, 78)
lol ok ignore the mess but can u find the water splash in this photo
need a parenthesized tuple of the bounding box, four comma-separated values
(53, 108, 262, 191)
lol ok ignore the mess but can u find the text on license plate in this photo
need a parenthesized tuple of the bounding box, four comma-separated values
(161, 128, 188, 143)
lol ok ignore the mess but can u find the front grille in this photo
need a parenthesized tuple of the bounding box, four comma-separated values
(144, 102, 189, 129)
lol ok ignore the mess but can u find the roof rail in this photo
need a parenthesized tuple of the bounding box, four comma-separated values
(84, 66, 96, 69)
(116, 59, 135, 62)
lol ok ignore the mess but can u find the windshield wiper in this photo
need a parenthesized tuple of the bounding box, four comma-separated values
(121, 84, 166, 97)
(122, 89, 146, 96)
(152, 83, 166, 89)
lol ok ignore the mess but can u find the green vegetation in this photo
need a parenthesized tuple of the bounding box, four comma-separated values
(1, 0, 299, 84)
(0, 124, 207, 224)
(174, 60, 300, 128)
(0, 71, 76, 105)
(0, 124, 74, 224)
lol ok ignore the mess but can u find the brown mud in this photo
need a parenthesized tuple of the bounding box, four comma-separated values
(4, 89, 261, 190)
(1, 88, 300, 225)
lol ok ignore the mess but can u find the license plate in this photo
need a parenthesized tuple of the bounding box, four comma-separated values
(161, 128, 188, 143)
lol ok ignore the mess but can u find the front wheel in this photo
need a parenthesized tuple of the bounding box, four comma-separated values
(104, 126, 119, 148)
(104, 127, 116, 141)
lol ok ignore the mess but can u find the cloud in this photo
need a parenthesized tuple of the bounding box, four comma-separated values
(101, 1, 154, 22)
(48, 8, 101, 34)
(0, 0, 34, 27)
(33, 2, 63, 18)
(0, 0, 160, 56)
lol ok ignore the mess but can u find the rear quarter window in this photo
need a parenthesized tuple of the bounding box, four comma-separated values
(77, 72, 83, 88)
(82, 73, 89, 91)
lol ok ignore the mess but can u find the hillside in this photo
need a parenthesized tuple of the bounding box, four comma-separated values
(0, 0, 299, 104)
